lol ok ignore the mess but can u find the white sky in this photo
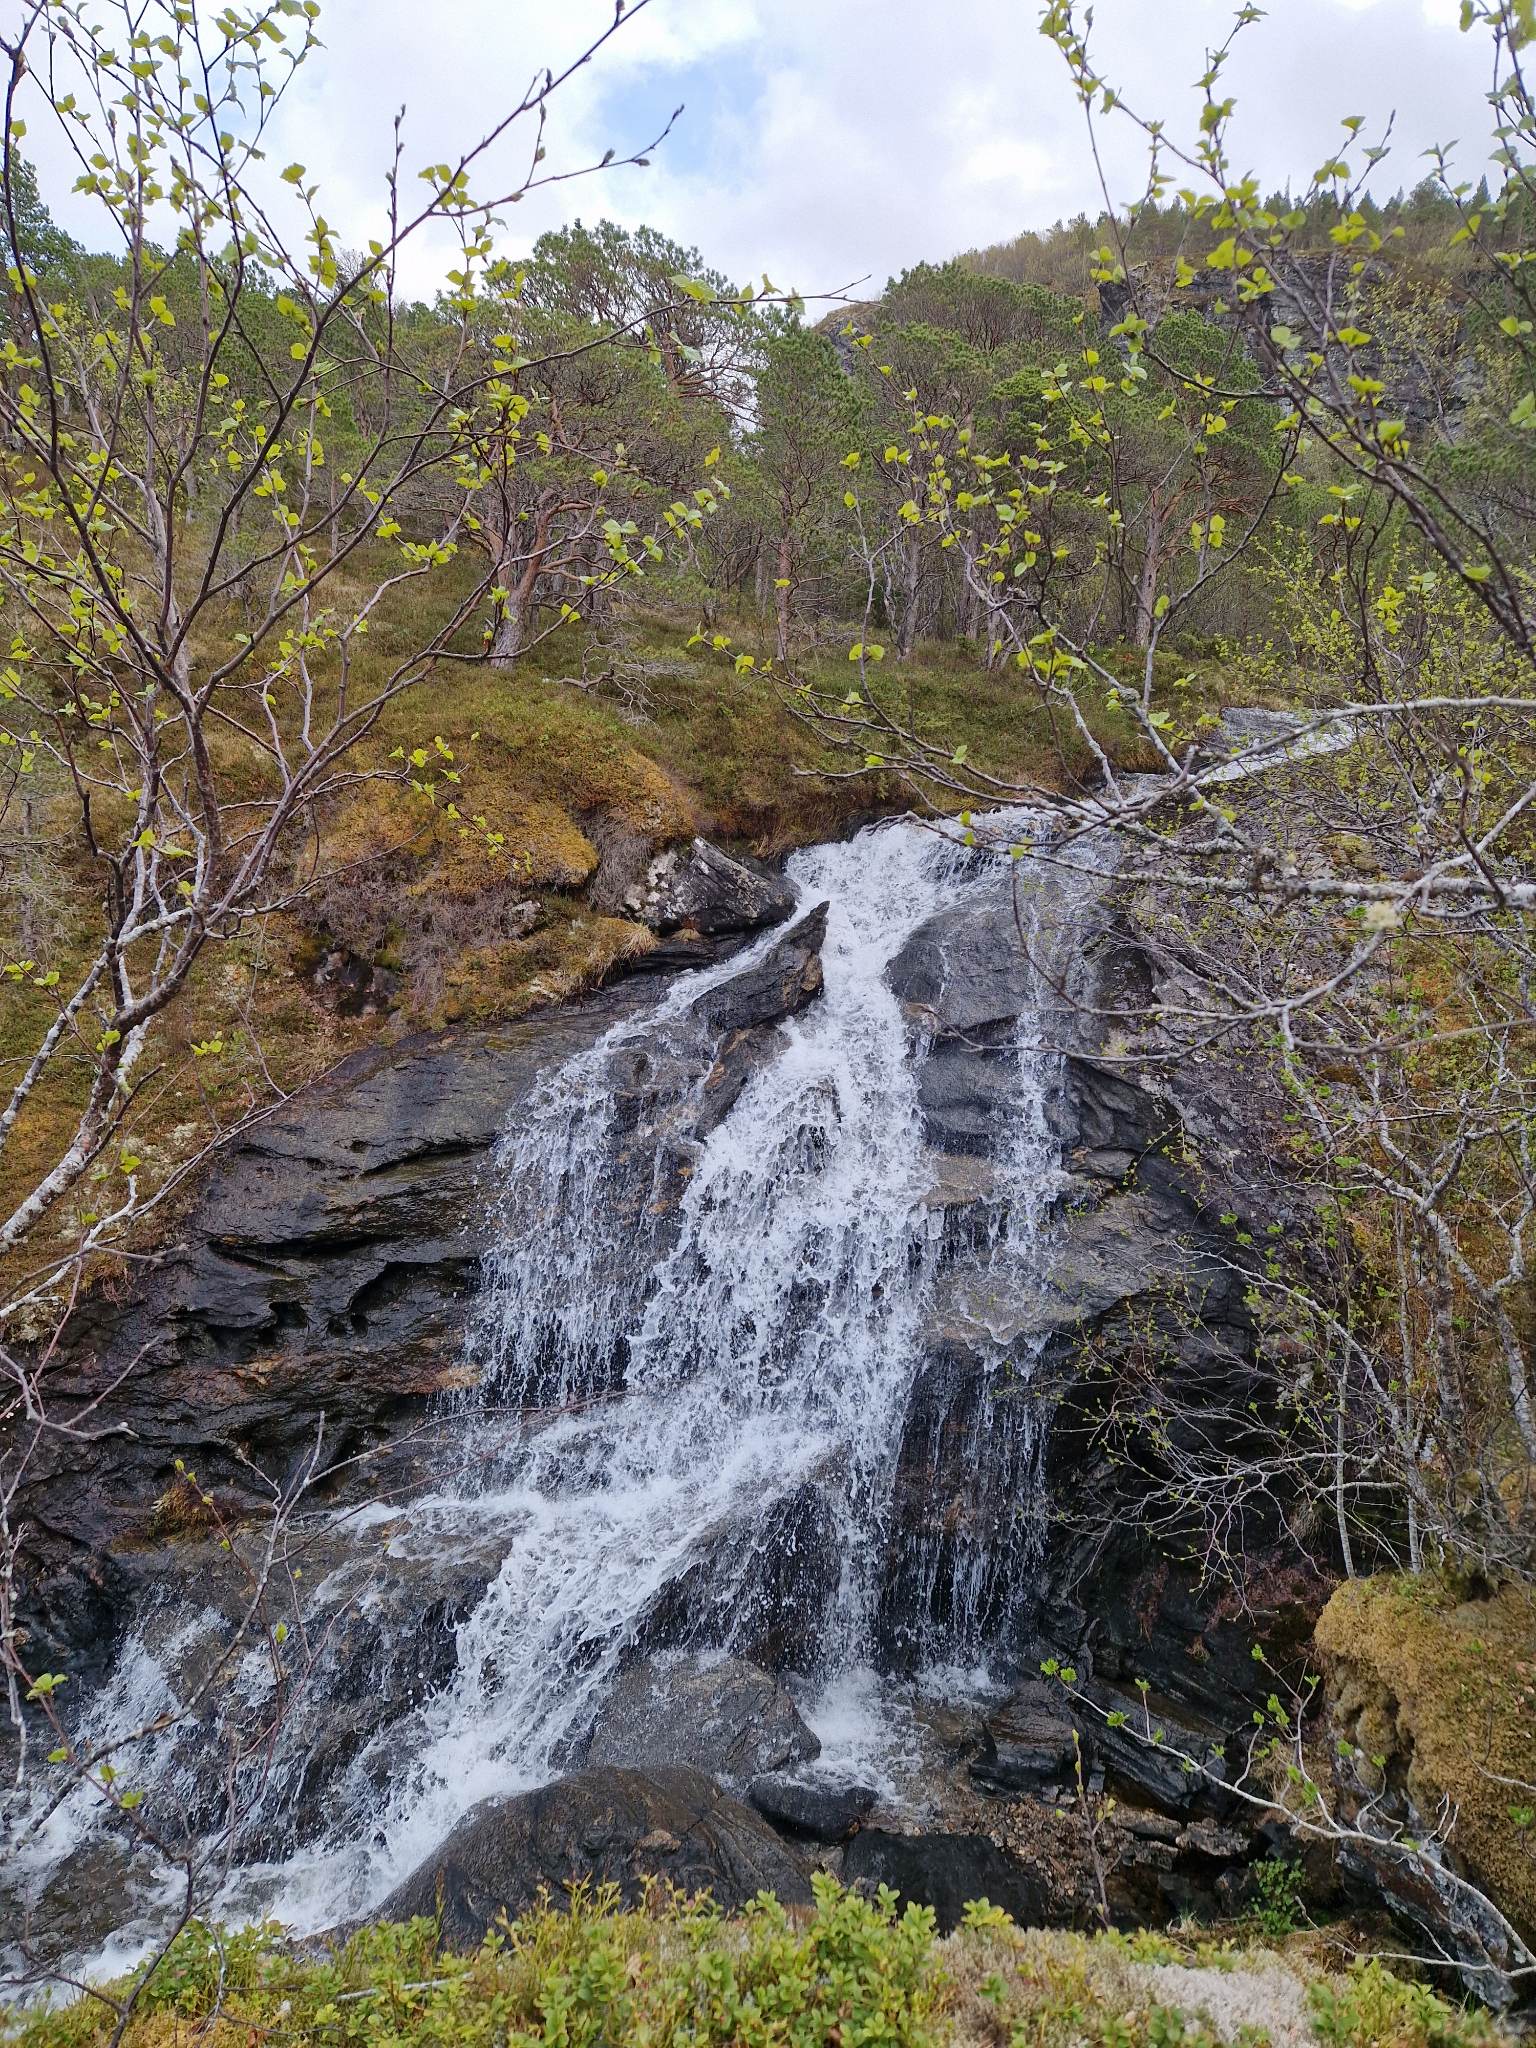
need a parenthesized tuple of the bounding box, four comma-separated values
(22, 0, 1498, 302)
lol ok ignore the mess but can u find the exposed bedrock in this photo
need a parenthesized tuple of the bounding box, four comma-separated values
(13, 902, 832, 1684)
(24, 825, 1505, 1992)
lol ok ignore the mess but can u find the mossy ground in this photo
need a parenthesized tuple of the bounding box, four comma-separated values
(5, 1880, 1506, 2048)
(1315, 1575, 1536, 1943)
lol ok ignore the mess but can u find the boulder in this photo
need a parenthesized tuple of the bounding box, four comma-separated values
(1315, 1578, 1536, 2012)
(842, 1827, 1051, 1934)
(970, 1681, 1079, 1794)
(747, 1775, 876, 1842)
(632, 838, 797, 938)
(691, 903, 827, 1036)
(587, 1656, 820, 1780)
(888, 896, 1037, 1035)
(372, 1767, 812, 1943)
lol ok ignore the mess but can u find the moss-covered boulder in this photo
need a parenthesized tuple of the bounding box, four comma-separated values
(1315, 1576, 1536, 2009)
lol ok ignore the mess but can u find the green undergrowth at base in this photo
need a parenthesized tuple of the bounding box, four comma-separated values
(9, 1878, 1505, 2048)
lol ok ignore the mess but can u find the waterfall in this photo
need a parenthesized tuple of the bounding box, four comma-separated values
(4, 814, 1092, 1975)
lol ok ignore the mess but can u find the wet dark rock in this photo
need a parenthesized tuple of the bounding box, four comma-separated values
(1085, 1686, 1235, 1820)
(587, 1655, 820, 1780)
(925, 1185, 1238, 1365)
(17, 907, 837, 1686)
(627, 1481, 842, 1676)
(690, 903, 827, 1035)
(889, 896, 1038, 1035)
(623, 930, 750, 977)
(843, 1827, 1051, 1933)
(631, 838, 797, 938)
(1177, 1819, 1255, 1861)
(14, 1513, 517, 1873)
(372, 1767, 812, 1942)
(12, 992, 661, 1681)
(913, 1031, 1023, 1156)
(1120, 1809, 1184, 1845)
(0, 1835, 149, 1976)
(746, 1775, 876, 1842)
(970, 1681, 1078, 1794)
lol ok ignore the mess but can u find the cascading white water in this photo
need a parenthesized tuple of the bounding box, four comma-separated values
(5, 813, 1092, 1979)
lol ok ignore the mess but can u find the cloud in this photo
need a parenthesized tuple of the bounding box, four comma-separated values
(20, 0, 1500, 303)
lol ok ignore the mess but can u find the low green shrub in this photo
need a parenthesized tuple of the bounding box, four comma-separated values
(1247, 1859, 1309, 1940)
(7, 1879, 1508, 2048)
(1308, 1958, 1503, 2047)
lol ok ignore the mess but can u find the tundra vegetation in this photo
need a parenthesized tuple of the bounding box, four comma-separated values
(1, 0, 1535, 2033)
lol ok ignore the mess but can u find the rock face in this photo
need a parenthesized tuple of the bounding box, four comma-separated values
(1084, 1687, 1234, 1821)
(747, 1775, 876, 1843)
(15, 993, 652, 1682)
(875, 842, 1317, 1688)
(691, 904, 826, 1036)
(9, 814, 1370, 1979)
(843, 1827, 1051, 1934)
(373, 1767, 812, 1942)
(14, 909, 832, 1686)
(970, 1681, 1078, 1795)
(586, 1656, 821, 1780)
(630, 837, 798, 938)
(1099, 257, 1471, 433)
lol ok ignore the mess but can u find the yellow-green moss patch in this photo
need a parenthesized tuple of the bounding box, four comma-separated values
(1315, 1575, 1536, 1939)
(425, 913, 657, 1029)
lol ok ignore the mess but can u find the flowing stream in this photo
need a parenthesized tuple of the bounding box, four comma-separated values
(6, 814, 1092, 1981)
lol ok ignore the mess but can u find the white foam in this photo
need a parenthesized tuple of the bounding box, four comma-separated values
(10, 812, 1105, 1983)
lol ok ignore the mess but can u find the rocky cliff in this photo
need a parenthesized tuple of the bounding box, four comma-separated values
(4, 818, 1526, 2013)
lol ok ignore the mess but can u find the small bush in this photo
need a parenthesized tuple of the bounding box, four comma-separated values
(13, 1877, 945, 2048)
(1308, 1959, 1502, 2047)
(1247, 1858, 1309, 1939)
(9, 1882, 1509, 2048)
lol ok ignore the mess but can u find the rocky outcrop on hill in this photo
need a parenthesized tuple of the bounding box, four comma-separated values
(18, 811, 1487, 2000)
(1314, 1579, 1536, 2011)
(1099, 254, 1472, 434)
(627, 836, 798, 938)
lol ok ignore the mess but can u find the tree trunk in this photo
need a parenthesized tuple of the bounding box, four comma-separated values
(490, 597, 526, 667)
(1132, 501, 1165, 650)
(774, 534, 793, 665)
(897, 529, 920, 660)
(489, 500, 555, 672)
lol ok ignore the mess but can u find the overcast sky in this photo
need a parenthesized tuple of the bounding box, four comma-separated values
(26, 0, 1501, 301)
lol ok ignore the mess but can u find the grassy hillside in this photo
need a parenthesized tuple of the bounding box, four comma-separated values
(0, 576, 1241, 1293)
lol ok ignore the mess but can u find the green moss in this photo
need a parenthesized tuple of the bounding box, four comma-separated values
(1316, 1576, 1536, 1941)
(425, 912, 656, 1029)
